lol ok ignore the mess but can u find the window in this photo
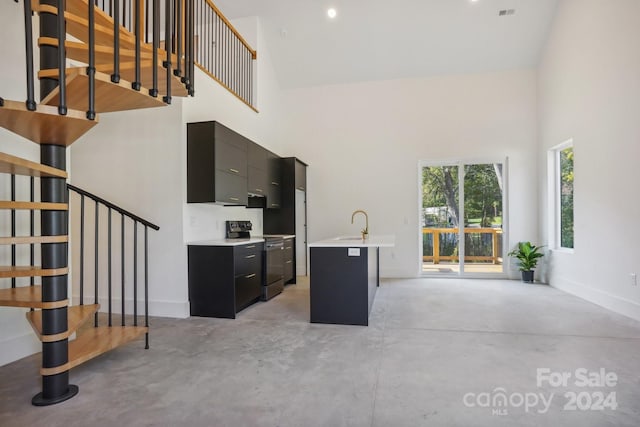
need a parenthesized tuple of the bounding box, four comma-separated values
(549, 141, 574, 250)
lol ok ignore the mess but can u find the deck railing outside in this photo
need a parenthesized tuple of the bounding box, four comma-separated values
(422, 227, 503, 264)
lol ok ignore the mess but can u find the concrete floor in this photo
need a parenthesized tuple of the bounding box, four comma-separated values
(1, 277, 640, 426)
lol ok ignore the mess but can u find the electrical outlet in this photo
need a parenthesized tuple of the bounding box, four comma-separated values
(631, 273, 637, 286)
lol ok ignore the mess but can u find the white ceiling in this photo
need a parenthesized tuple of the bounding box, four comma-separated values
(213, 0, 559, 89)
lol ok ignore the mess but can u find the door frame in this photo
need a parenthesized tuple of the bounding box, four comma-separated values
(417, 157, 509, 278)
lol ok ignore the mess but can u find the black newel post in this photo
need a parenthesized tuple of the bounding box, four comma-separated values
(32, 0, 78, 406)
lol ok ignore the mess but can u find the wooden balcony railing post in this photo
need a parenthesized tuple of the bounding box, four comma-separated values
(433, 231, 440, 264)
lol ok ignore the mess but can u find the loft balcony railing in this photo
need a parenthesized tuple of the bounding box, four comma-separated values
(193, 0, 257, 111)
(422, 227, 504, 264)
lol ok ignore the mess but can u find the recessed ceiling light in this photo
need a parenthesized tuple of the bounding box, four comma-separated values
(327, 8, 337, 19)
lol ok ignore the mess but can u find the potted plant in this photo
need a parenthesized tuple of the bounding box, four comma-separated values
(508, 241, 545, 283)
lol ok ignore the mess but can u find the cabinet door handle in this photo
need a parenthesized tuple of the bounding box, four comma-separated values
(245, 273, 256, 279)
(229, 197, 240, 202)
(255, 188, 263, 193)
(286, 260, 293, 264)
(245, 254, 256, 259)
(271, 203, 280, 208)
(271, 181, 279, 186)
(229, 168, 240, 174)
(285, 246, 292, 250)
(298, 186, 305, 191)
(245, 245, 256, 249)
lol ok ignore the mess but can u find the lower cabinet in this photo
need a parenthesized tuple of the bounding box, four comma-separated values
(188, 242, 264, 318)
(283, 237, 295, 284)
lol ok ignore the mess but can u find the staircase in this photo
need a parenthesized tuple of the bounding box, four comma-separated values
(0, 0, 189, 406)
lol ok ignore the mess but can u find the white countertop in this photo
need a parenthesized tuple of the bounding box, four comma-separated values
(187, 238, 265, 247)
(309, 235, 395, 248)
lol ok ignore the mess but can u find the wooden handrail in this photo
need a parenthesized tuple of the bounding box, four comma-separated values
(203, 0, 257, 59)
(422, 227, 503, 264)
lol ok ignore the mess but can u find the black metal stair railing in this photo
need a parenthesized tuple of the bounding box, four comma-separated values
(67, 184, 159, 349)
(193, 0, 256, 110)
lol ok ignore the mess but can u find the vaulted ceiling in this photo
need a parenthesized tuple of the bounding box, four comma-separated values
(214, 0, 559, 89)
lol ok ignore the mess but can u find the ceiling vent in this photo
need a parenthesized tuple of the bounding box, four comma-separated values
(498, 9, 516, 16)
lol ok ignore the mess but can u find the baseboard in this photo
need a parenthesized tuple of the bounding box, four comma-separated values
(551, 276, 640, 322)
(0, 332, 40, 367)
(72, 294, 190, 319)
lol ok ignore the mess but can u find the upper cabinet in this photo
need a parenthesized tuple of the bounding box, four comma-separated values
(187, 121, 249, 205)
(247, 142, 269, 197)
(295, 159, 307, 192)
(266, 152, 282, 209)
(187, 121, 282, 208)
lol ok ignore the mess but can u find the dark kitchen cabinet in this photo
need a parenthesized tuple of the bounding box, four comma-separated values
(266, 152, 282, 209)
(187, 121, 249, 205)
(247, 142, 269, 197)
(264, 157, 308, 282)
(283, 237, 294, 283)
(188, 242, 264, 318)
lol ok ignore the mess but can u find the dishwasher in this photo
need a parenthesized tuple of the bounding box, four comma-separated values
(263, 236, 285, 300)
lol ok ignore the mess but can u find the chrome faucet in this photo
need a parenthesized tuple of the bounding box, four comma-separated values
(351, 210, 369, 240)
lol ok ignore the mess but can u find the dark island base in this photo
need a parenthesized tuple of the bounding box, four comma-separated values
(310, 246, 379, 326)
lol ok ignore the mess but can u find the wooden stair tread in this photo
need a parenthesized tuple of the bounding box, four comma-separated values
(40, 61, 188, 98)
(0, 99, 98, 146)
(0, 152, 67, 178)
(41, 325, 148, 376)
(40, 68, 167, 113)
(0, 266, 69, 279)
(35, 4, 143, 53)
(26, 304, 100, 342)
(0, 286, 67, 309)
(0, 235, 68, 245)
(39, 37, 153, 65)
(0, 201, 67, 210)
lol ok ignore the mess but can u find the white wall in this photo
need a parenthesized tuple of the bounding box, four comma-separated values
(537, 0, 640, 320)
(279, 70, 539, 277)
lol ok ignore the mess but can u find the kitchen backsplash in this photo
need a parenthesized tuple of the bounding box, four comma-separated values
(183, 203, 263, 242)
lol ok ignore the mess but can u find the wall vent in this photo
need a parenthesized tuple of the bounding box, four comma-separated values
(498, 9, 516, 16)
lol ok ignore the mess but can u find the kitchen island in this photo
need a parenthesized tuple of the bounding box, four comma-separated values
(308, 235, 395, 326)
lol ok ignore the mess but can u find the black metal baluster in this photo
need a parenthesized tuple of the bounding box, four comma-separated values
(133, 221, 138, 326)
(80, 195, 85, 305)
(149, 0, 158, 97)
(175, 0, 182, 78)
(57, 0, 67, 115)
(122, 0, 126, 33)
(87, 0, 96, 120)
(11, 175, 16, 288)
(144, 0, 149, 43)
(112, 0, 121, 83)
(144, 226, 149, 349)
(163, 0, 172, 104)
(132, 0, 141, 90)
(23, 0, 36, 111)
(94, 201, 99, 326)
(108, 207, 112, 326)
(188, 0, 194, 95)
(121, 214, 125, 326)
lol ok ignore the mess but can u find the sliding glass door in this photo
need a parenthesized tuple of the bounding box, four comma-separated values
(421, 160, 506, 276)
